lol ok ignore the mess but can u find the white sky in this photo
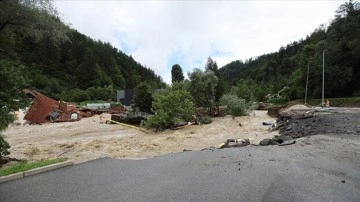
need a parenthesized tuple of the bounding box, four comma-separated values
(55, 0, 344, 84)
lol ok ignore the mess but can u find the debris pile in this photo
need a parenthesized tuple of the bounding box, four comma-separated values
(23, 89, 88, 124)
(218, 138, 250, 148)
(259, 113, 314, 146)
(110, 111, 150, 124)
(22, 89, 125, 125)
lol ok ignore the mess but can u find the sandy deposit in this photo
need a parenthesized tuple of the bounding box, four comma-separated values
(3, 110, 278, 164)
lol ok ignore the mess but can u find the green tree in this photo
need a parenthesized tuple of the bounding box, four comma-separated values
(205, 57, 224, 104)
(220, 94, 249, 118)
(0, 59, 29, 159)
(146, 88, 194, 130)
(188, 68, 218, 114)
(171, 79, 190, 91)
(171, 64, 184, 84)
(134, 82, 153, 113)
(86, 86, 114, 101)
(61, 89, 89, 102)
(0, 0, 69, 45)
(230, 79, 252, 102)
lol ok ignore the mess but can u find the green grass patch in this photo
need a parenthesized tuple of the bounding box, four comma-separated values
(0, 158, 66, 177)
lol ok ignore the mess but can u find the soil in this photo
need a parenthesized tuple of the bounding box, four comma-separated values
(260, 107, 360, 145)
(2, 110, 277, 164)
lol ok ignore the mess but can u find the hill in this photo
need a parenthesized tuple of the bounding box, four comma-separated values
(0, 0, 165, 102)
(219, 1, 360, 101)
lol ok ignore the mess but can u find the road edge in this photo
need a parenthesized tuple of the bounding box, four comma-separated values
(0, 160, 73, 183)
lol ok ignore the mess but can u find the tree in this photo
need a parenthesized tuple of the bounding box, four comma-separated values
(0, 0, 69, 45)
(230, 79, 252, 102)
(146, 88, 194, 130)
(220, 94, 249, 118)
(134, 82, 153, 113)
(0, 59, 29, 159)
(188, 68, 218, 114)
(0, 59, 29, 131)
(205, 57, 224, 104)
(171, 64, 184, 84)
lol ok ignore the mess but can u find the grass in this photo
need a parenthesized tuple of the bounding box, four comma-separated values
(292, 97, 360, 107)
(0, 158, 66, 177)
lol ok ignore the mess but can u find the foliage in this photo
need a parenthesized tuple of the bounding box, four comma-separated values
(220, 1, 360, 101)
(0, 59, 29, 131)
(134, 82, 153, 113)
(87, 86, 114, 101)
(171, 80, 190, 91)
(0, 59, 29, 160)
(146, 88, 194, 130)
(0, 158, 66, 176)
(60, 89, 89, 103)
(220, 94, 249, 117)
(205, 57, 224, 103)
(230, 79, 253, 102)
(196, 115, 212, 124)
(0, 135, 10, 160)
(171, 64, 184, 84)
(0, 0, 165, 103)
(188, 68, 218, 113)
(0, 0, 70, 44)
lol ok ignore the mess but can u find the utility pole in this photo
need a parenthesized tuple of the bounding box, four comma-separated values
(305, 61, 311, 105)
(322, 50, 326, 108)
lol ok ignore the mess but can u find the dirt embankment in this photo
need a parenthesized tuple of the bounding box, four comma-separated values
(3, 110, 278, 164)
(260, 106, 360, 145)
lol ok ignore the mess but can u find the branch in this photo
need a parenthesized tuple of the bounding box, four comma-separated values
(0, 15, 25, 32)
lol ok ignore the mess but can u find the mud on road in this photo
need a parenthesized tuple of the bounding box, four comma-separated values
(279, 108, 360, 138)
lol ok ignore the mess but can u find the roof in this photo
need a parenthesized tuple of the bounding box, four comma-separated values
(23, 92, 59, 124)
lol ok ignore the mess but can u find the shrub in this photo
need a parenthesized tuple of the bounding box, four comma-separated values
(220, 94, 249, 117)
(146, 88, 194, 130)
(0, 135, 10, 160)
(196, 115, 212, 124)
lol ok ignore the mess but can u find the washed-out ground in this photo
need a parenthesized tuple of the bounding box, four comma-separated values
(3, 110, 277, 164)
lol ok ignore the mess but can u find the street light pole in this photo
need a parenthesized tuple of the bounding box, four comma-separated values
(305, 61, 311, 105)
(322, 50, 325, 108)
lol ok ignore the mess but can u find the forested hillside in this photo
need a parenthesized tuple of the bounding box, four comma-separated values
(220, 1, 360, 101)
(0, 0, 165, 102)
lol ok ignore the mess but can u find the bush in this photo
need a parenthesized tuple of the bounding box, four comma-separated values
(87, 86, 114, 101)
(146, 88, 194, 130)
(0, 135, 10, 160)
(220, 94, 249, 117)
(196, 115, 212, 124)
(63, 89, 90, 102)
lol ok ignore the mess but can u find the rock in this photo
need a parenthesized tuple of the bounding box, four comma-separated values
(278, 140, 296, 146)
(260, 139, 271, 146)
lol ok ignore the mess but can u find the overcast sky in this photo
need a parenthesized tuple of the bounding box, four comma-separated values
(55, 0, 344, 84)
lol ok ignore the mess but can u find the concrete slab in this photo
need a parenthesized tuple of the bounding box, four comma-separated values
(0, 172, 23, 183)
(24, 160, 73, 177)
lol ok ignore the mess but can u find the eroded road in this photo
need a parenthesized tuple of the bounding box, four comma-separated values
(1, 108, 359, 202)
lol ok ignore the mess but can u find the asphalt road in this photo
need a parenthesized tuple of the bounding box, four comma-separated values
(1, 134, 359, 202)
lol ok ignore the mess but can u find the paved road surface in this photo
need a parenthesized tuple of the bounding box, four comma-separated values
(1, 134, 359, 202)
